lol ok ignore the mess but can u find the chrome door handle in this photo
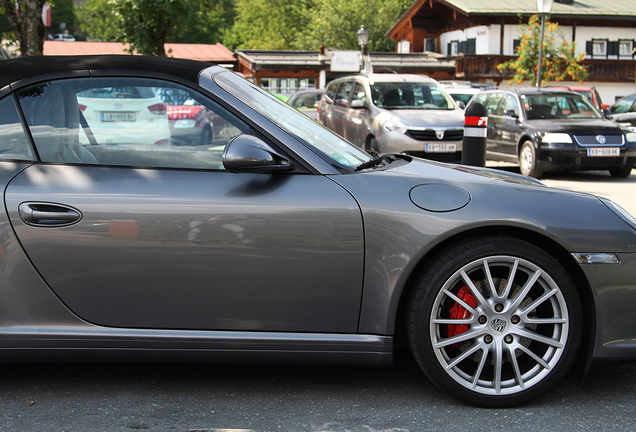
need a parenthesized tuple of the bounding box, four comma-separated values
(19, 202, 82, 227)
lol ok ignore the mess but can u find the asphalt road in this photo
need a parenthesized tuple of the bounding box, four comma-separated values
(1, 164, 636, 432)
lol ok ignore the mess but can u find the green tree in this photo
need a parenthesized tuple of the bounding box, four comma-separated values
(113, 0, 189, 56)
(224, 0, 314, 51)
(498, 15, 588, 86)
(77, 0, 234, 49)
(297, 0, 410, 51)
(51, 0, 77, 35)
(0, 0, 47, 56)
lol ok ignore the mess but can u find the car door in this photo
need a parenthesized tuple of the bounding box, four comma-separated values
(330, 81, 354, 138)
(490, 94, 524, 159)
(344, 81, 372, 147)
(7, 76, 364, 333)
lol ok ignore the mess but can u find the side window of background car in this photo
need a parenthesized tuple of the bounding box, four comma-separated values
(334, 82, 353, 107)
(496, 94, 519, 117)
(351, 82, 367, 105)
(18, 78, 248, 170)
(324, 81, 338, 104)
(610, 95, 636, 114)
(484, 93, 503, 115)
(0, 95, 34, 161)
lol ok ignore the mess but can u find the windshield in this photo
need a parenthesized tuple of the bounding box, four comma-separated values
(522, 93, 601, 120)
(370, 82, 455, 110)
(214, 72, 372, 171)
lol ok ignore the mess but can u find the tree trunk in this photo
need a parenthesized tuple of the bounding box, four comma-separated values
(1, 0, 47, 56)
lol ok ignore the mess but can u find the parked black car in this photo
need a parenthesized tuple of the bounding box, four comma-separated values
(467, 88, 636, 178)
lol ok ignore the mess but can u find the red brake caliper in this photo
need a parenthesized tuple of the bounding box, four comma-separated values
(447, 284, 478, 347)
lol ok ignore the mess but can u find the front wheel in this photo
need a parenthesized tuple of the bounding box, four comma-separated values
(609, 167, 633, 178)
(408, 237, 582, 407)
(519, 141, 543, 178)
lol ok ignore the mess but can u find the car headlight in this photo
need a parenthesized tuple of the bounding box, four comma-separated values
(599, 197, 636, 230)
(382, 117, 408, 134)
(625, 132, 636, 143)
(542, 133, 572, 144)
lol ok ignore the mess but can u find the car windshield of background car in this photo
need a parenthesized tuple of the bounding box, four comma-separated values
(523, 94, 601, 119)
(371, 83, 454, 110)
(214, 72, 372, 170)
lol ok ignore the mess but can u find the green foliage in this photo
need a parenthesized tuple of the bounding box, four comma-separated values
(224, 0, 315, 51)
(297, 0, 411, 51)
(498, 15, 588, 86)
(51, 0, 77, 34)
(78, 0, 235, 50)
(225, 0, 411, 51)
(76, 0, 123, 41)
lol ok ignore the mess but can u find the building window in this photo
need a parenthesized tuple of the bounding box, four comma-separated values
(260, 77, 317, 97)
(586, 39, 608, 58)
(398, 40, 410, 54)
(620, 40, 635, 57)
(449, 41, 458, 56)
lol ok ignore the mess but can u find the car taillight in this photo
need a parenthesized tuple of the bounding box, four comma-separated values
(317, 100, 321, 112)
(78, 104, 87, 112)
(148, 103, 166, 115)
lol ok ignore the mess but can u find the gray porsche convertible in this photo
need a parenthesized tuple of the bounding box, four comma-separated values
(0, 56, 635, 407)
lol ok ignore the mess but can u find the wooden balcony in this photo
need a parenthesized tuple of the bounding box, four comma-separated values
(455, 55, 636, 83)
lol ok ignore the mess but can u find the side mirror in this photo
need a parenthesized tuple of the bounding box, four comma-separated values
(350, 99, 366, 109)
(457, 101, 466, 109)
(603, 108, 612, 118)
(223, 135, 295, 173)
(504, 109, 519, 118)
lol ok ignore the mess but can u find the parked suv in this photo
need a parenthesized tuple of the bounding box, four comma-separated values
(318, 74, 464, 162)
(467, 88, 636, 178)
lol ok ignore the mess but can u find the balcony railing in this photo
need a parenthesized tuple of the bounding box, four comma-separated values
(456, 55, 636, 83)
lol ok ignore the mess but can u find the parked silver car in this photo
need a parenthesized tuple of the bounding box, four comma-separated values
(2, 55, 636, 408)
(318, 74, 464, 162)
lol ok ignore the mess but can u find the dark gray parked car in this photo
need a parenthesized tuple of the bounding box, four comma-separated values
(1, 56, 636, 408)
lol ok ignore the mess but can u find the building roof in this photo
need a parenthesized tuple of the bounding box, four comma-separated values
(43, 41, 236, 64)
(236, 50, 328, 69)
(439, 0, 636, 16)
(388, 0, 636, 37)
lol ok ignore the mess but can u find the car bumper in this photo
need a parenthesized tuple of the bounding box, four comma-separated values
(537, 143, 636, 171)
(377, 133, 463, 162)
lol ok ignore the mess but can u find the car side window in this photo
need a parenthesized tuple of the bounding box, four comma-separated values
(496, 94, 519, 117)
(18, 77, 248, 170)
(610, 95, 636, 114)
(483, 93, 503, 115)
(324, 81, 339, 104)
(0, 95, 34, 161)
(334, 82, 353, 107)
(351, 82, 367, 105)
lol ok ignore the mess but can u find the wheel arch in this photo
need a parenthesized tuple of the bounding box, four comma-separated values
(392, 225, 595, 362)
(517, 134, 538, 155)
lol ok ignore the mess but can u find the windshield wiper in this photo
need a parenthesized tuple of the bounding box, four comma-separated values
(355, 154, 393, 172)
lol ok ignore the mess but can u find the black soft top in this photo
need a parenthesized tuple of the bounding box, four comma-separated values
(0, 55, 211, 89)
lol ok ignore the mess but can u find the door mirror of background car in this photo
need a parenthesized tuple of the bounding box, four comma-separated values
(457, 101, 466, 109)
(223, 135, 295, 173)
(350, 100, 366, 109)
(504, 110, 519, 118)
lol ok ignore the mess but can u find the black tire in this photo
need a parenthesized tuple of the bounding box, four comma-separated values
(519, 141, 543, 178)
(609, 167, 633, 178)
(408, 237, 582, 407)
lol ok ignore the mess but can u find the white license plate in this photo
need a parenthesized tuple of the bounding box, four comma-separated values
(587, 147, 620, 157)
(102, 112, 136, 122)
(425, 143, 457, 153)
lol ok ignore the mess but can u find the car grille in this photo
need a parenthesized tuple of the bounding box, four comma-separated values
(406, 129, 463, 141)
(574, 134, 624, 146)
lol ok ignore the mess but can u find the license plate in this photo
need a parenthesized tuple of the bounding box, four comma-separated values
(425, 143, 457, 153)
(587, 147, 620, 157)
(102, 112, 136, 122)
